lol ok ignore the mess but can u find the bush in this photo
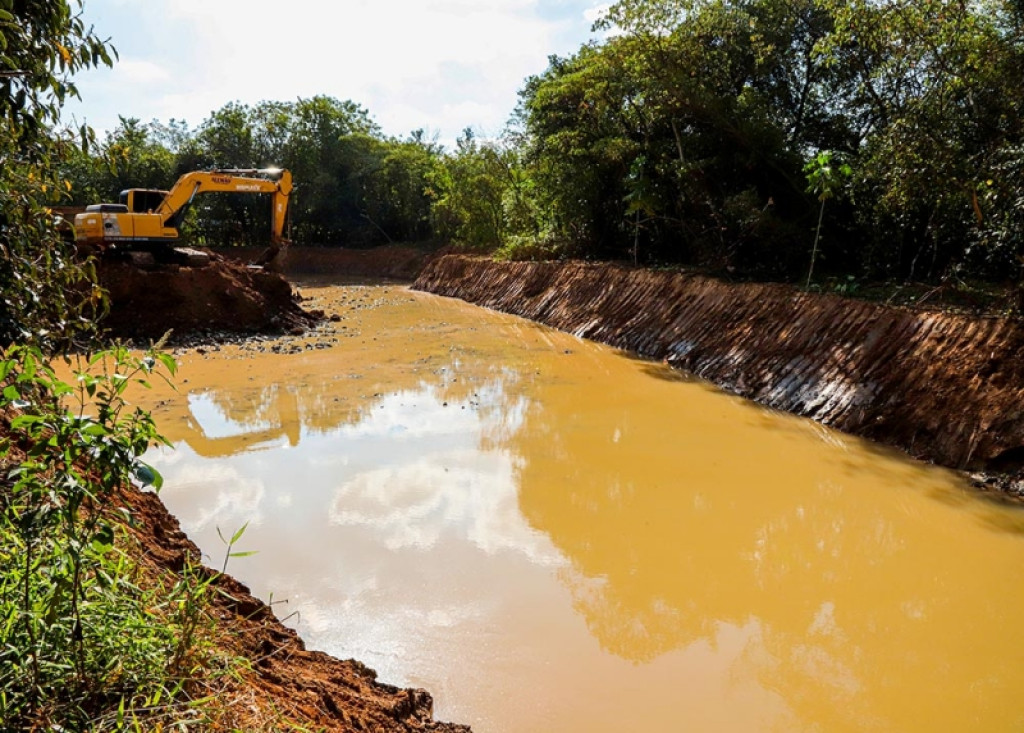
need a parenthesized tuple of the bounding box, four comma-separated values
(0, 344, 231, 729)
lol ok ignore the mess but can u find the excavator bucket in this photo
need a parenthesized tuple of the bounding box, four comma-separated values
(249, 240, 290, 272)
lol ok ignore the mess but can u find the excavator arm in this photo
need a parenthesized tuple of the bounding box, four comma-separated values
(74, 167, 293, 268)
(158, 168, 293, 244)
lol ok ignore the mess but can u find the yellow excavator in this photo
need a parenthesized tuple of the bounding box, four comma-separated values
(74, 168, 293, 268)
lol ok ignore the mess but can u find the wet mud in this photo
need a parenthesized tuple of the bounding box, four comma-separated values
(413, 256, 1024, 479)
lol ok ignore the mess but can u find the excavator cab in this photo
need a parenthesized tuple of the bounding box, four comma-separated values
(120, 189, 168, 213)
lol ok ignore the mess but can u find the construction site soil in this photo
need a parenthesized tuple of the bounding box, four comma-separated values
(96, 253, 320, 342)
(76, 245, 1022, 728)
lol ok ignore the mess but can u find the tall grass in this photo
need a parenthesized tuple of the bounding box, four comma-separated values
(0, 344, 234, 730)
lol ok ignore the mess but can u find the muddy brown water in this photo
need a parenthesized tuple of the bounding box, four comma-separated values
(137, 283, 1024, 732)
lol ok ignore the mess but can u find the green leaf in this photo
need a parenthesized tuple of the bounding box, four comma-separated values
(91, 522, 115, 552)
(230, 521, 249, 545)
(133, 462, 162, 489)
(157, 352, 178, 375)
(81, 422, 108, 436)
(10, 414, 40, 429)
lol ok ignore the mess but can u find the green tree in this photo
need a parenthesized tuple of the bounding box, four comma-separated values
(804, 150, 852, 287)
(429, 130, 531, 250)
(0, 0, 115, 349)
(512, 0, 1024, 286)
(190, 103, 268, 244)
(94, 117, 175, 199)
(817, 0, 1024, 281)
(361, 135, 440, 243)
(519, 1, 816, 271)
(280, 96, 381, 244)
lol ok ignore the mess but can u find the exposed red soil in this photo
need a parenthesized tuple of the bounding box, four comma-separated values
(115, 481, 469, 732)
(96, 253, 319, 341)
(96, 245, 433, 342)
(414, 255, 1024, 482)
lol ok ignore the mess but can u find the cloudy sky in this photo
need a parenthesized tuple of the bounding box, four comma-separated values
(63, 0, 610, 145)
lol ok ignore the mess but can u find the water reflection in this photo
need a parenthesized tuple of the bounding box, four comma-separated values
(510, 360, 1024, 730)
(144, 285, 1024, 732)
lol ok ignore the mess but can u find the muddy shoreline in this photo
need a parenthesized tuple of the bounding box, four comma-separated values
(412, 255, 1024, 488)
(117, 481, 468, 731)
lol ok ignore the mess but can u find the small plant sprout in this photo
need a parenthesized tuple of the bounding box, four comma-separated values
(804, 151, 852, 290)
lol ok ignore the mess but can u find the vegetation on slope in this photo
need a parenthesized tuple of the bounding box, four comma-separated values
(0, 3, 248, 728)
(0, 345, 237, 729)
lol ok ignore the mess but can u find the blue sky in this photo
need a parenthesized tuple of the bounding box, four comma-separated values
(62, 0, 611, 146)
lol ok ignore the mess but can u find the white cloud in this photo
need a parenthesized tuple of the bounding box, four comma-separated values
(327, 451, 564, 565)
(583, 2, 623, 38)
(64, 0, 601, 144)
(114, 59, 171, 84)
(583, 2, 611, 24)
(147, 445, 268, 532)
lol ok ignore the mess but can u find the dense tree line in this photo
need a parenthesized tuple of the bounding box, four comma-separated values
(504, 0, 1024, 287)
(62, 97, 442, 247)
(56, 0, 1024, 294)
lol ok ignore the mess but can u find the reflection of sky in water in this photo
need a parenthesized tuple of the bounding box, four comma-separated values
(187, 392, 273, 439)
(151, 375, 563, 584)
(306, 385, 555, 561)
(150, 370, 576, 729)
(145, 288, 1024, 733)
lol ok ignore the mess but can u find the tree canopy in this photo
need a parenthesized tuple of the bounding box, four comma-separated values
(49, 0, 1024, 296)
(0, 0, 114, 347)
(63, 97, 441, 248)
(490, 0, 1024, 286)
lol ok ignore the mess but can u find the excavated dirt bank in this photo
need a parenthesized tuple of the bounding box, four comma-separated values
(414, 255, 1024, 477)
(116, 481, 468, 732)
(97, 253, 319, 341)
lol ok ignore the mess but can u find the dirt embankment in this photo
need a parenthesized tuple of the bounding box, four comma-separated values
(414, 255, 1024, 478)
(96, 245, 433, 343)
(97, 253, 318, 341)
(117, 482, 468, 732)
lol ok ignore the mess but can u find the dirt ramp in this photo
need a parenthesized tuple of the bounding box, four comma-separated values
(97, 254, 318, 340)
(414, 256, 1024, 472)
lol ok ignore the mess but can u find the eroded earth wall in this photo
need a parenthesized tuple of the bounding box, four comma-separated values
(413, 255, 1024, 471)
